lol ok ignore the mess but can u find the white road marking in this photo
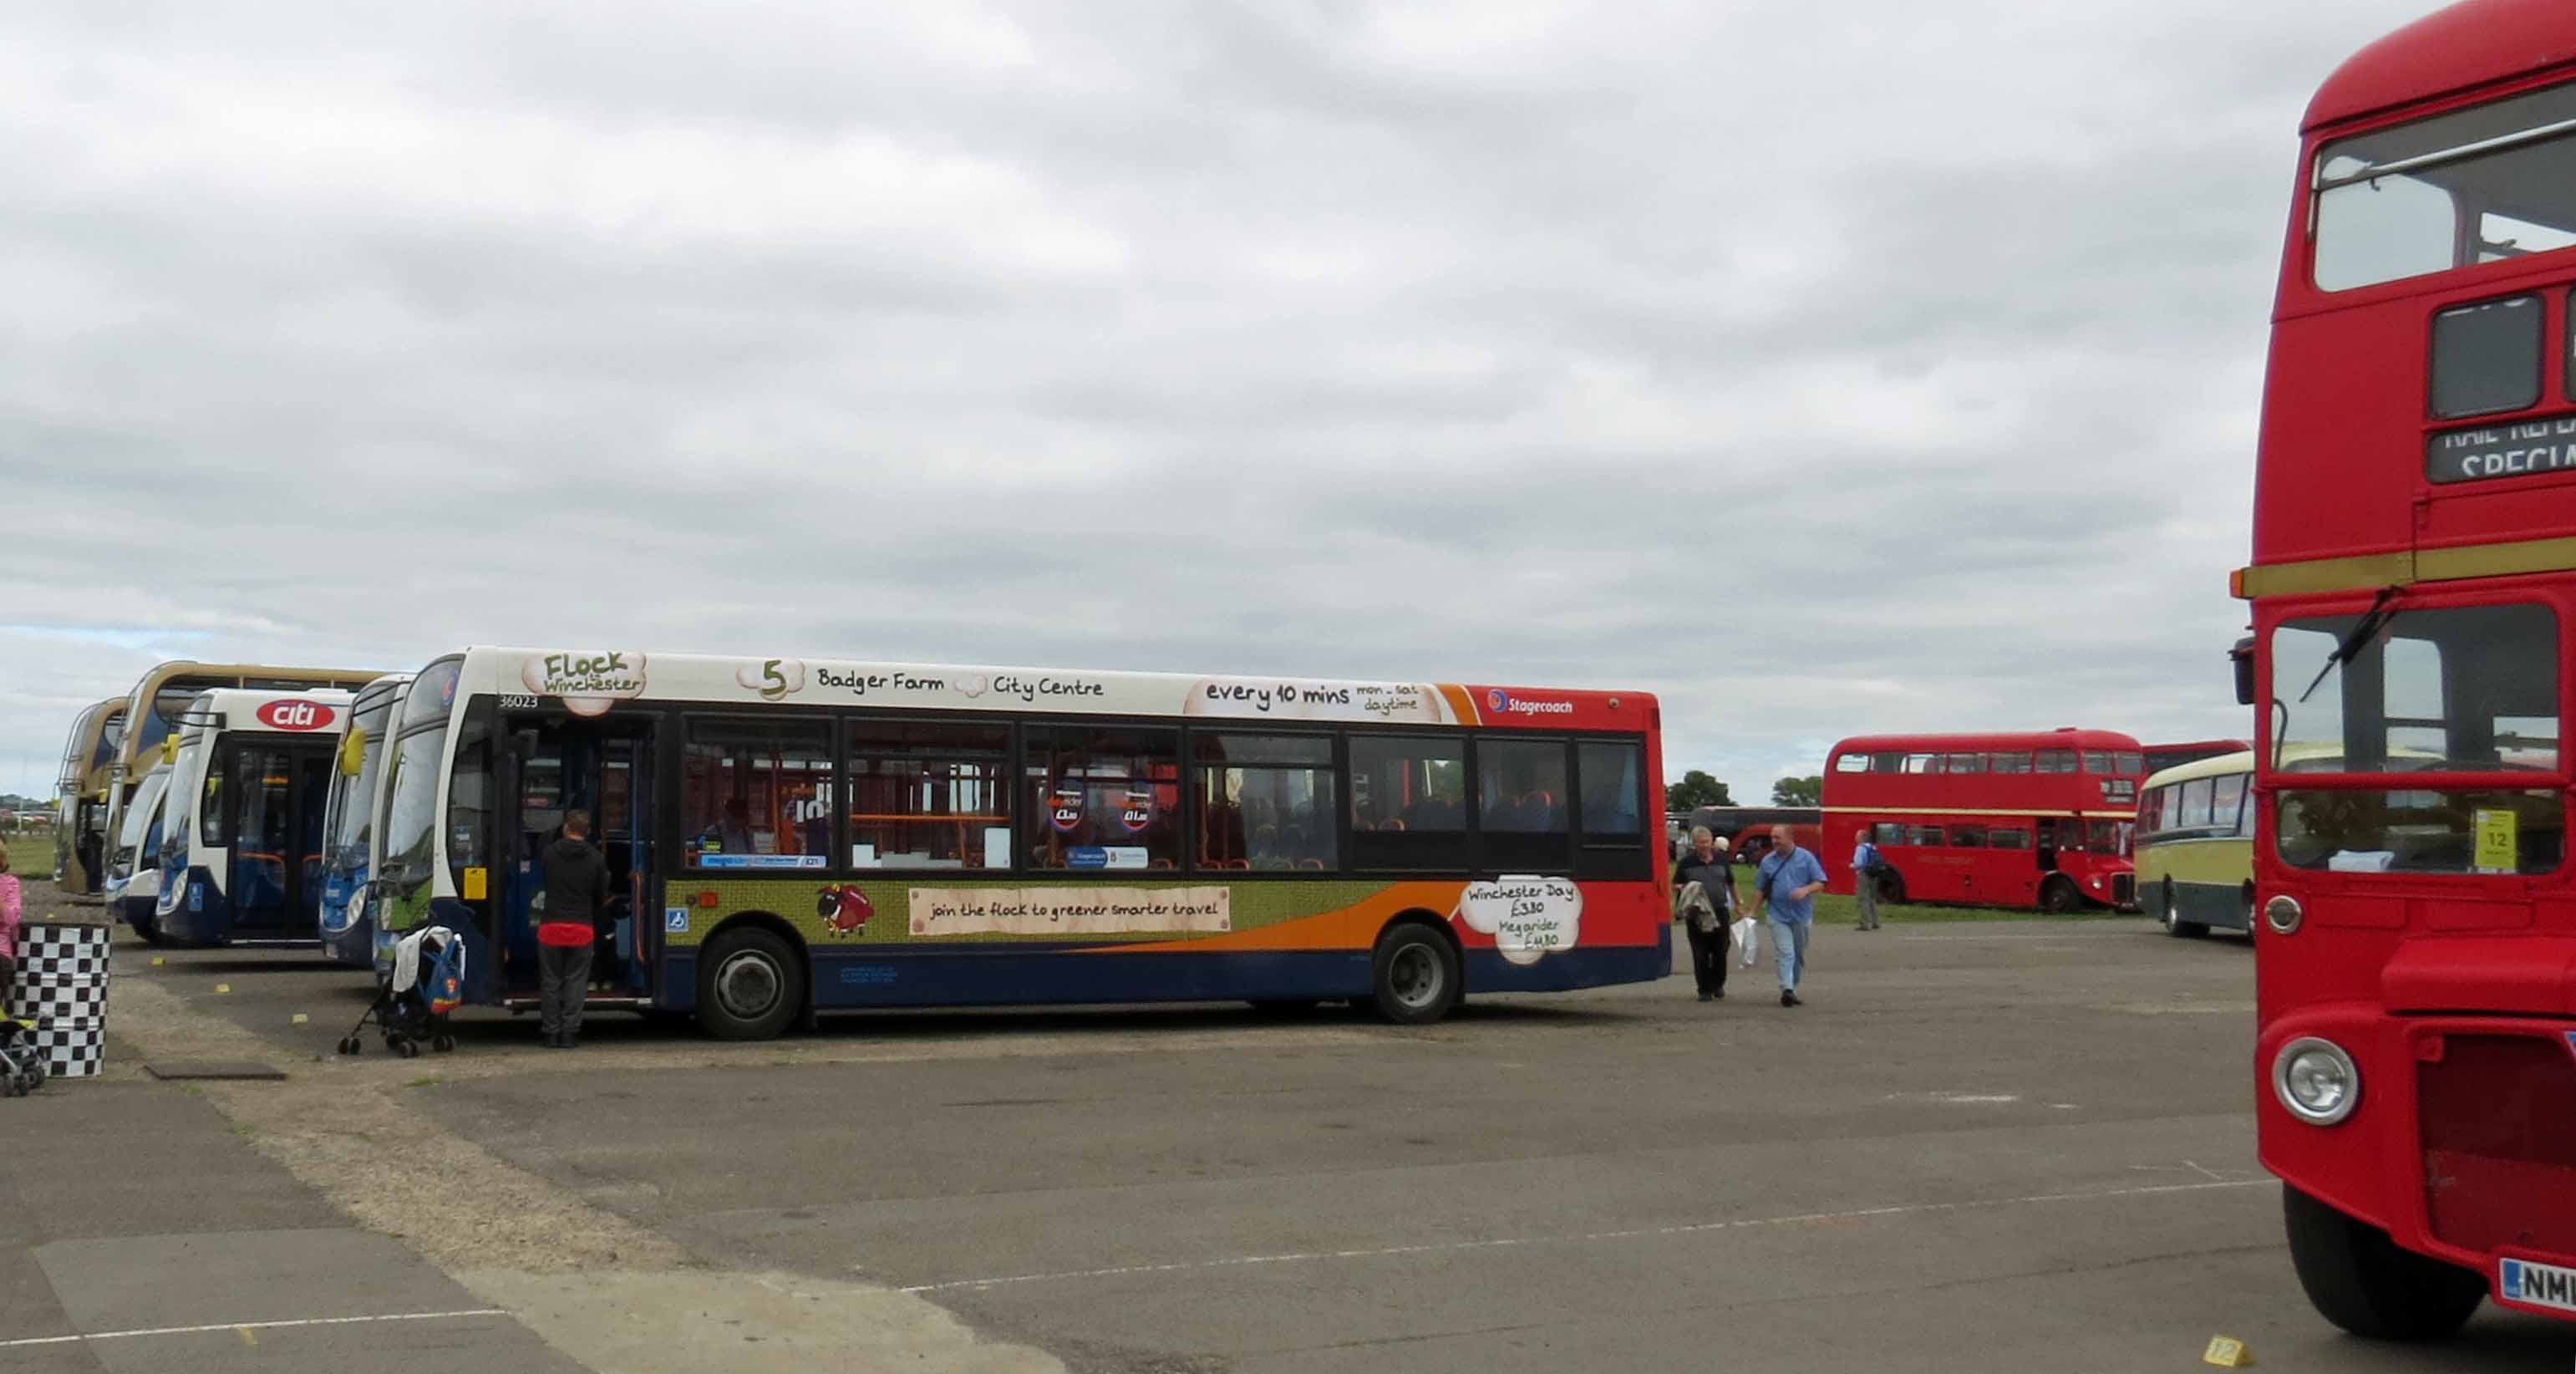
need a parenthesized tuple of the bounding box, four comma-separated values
(0, 1308, 509, 1350)
(896, 1178, 2273, 1295)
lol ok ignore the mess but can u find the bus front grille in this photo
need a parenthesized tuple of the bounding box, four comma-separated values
(2110, 873, 2135, 906)
(2418, 1032, 2576, 1260)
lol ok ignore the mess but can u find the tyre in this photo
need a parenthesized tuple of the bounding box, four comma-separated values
(394, 1039, 419, 1059)
(2040, 877, 2082, 915)
(2161, 879, 2210, 938)
(1369, 922, 1461, 1025)
(2283, 1184, 2485, 1340)
(137, 920, 168, 947)
(1872, 872, 1907, 906)
(698, 927, 803, 1041)
(337, 1036, 359, 1056)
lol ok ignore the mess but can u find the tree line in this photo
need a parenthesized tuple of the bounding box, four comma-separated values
(1664, 771, 1820, 810)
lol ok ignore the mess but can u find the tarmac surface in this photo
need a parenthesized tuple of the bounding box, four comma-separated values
(5, 899, 2572, 1372)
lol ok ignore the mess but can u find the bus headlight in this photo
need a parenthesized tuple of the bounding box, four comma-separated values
(2264, 895, 2303, 934)
(2273, 1037, 2360, 1125)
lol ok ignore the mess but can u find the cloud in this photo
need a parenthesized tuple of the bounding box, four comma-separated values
(0, 0, 2432, 802)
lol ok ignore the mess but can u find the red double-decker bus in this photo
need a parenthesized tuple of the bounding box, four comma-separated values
(2142, 739, 2253, 776)
(2236, 0, 2576, 1339)
(1819, 730, 2143, 913)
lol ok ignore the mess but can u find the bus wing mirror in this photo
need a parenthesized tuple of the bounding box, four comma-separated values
(2231, 636, 2255, 707)
(159, 736, 180, 765)
(338, 727, 368, 777)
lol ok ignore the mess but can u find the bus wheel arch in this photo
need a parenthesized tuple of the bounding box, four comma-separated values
(2039, 875, 2082, 915)
(1872, 869, 1907, 906)
(1369, 912, 1463, 1025)
(2161, 878, 2210, 939)
(2282, 1184, 2484, 1340)
(695, 913, 809, 1041)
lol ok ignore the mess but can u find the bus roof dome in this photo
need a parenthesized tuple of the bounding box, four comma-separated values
(2306, 0, 2576, 131)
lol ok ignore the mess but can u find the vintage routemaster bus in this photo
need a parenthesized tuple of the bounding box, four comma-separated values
(2141, 739, 2253, 777)
(2233, 0, 2576, 1339)
(373, 649, 1667, 1038)
(155, 690, 355, 946)
(51, 697, 124, 894)
(1820, 730, 2144, 912)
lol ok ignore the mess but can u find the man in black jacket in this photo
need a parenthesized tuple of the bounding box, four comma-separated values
(538, 810, 611, 1049)
(1672, 827, 1744, 1001)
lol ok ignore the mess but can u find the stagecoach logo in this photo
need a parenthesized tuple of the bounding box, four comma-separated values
(2501, 1258, 2576, 1314)
(255, 700, 338, 732)
(1119, 791, 1154, 833)
(1486, 689, 1574, 718)
(737, 659, 805, 701)
(1049, 787, 1085, 833)
(1455, 876, 1581, 965)
(523, 651, 648, 718)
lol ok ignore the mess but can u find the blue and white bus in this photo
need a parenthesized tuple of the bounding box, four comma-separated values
(103, 757, 175, 940)
(156, 689, 356, 946)
(317, 674, 414, 967)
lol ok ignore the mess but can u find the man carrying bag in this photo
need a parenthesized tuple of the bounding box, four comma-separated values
(1672, 828, 1744, 1002)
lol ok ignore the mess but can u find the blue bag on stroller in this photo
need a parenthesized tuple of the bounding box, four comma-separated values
(336, 926, 465, 1059)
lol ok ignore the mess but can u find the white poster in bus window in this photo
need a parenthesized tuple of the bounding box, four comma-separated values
(908, 886, 1231, 937)
(1456, 877, 1580, 964)
(521, 651, 648, 717)
(1185, 678, 1452, 724)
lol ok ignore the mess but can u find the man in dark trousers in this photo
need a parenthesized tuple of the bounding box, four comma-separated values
(1672, 827, 1744, 1001)
(539, 809, 610, 1049)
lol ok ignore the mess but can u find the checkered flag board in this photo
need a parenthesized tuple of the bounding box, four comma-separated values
(22, 1020, 105, 1078)
(8, 980, 107, 1023)
(7, 924, 113, 1078)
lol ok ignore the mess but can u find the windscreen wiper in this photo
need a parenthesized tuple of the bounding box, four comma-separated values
(2299, 585, 2404, 704)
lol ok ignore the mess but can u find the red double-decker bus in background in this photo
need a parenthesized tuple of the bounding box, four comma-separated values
(1819, 730, 2143, 913)
(2142, 739, 2253, 776)
(2234, 0, 2576, 1340)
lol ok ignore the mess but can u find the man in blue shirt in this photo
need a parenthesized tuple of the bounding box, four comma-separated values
(1756, 829, 1829, 1007)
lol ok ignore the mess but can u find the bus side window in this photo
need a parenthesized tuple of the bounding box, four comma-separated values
(1349, 735, 1466, 871)
(1872, 822, 1904, 846)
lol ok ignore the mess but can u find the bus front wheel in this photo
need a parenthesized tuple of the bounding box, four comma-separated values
(2161, 879, 2209, 939)
(2283, 1184, 2484, 1340)
(698, 927, 803, 1041)
(2039, 877, 2081, 915)
(1369, 923, 1461, 1025)
(1872, 872, 1907, 906)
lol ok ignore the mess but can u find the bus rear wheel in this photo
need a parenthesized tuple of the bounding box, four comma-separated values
(698, 927, 802, 1041)
(2039, 877, 2082, 915)
(1369, 923, 1461, 1025)
(2283, 1184, 2484, 1340)
(2161, 879, 2209, 939)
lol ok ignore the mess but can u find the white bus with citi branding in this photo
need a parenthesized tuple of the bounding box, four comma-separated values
(155, 690, 356, 946)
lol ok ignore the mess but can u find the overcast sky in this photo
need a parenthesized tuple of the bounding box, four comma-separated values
(1, 0, 2437, 803)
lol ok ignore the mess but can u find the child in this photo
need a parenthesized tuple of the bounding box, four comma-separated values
(0, 848, 20, 1010)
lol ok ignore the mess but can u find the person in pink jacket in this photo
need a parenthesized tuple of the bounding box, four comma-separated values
(0, 847, 21, 1005)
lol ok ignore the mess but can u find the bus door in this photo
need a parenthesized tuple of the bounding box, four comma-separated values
(500, 715, 658, 1000)
(227, 742, 336, 938)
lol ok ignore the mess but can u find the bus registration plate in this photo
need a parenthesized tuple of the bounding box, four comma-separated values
(2501, 1257, 2576, 1314)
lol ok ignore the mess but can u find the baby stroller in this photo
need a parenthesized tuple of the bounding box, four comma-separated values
(0, 1013, 44, 1097)
(337, 925, 465, 1059)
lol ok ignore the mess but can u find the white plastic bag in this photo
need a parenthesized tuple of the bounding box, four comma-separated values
(1730, 916, 1758, 967)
